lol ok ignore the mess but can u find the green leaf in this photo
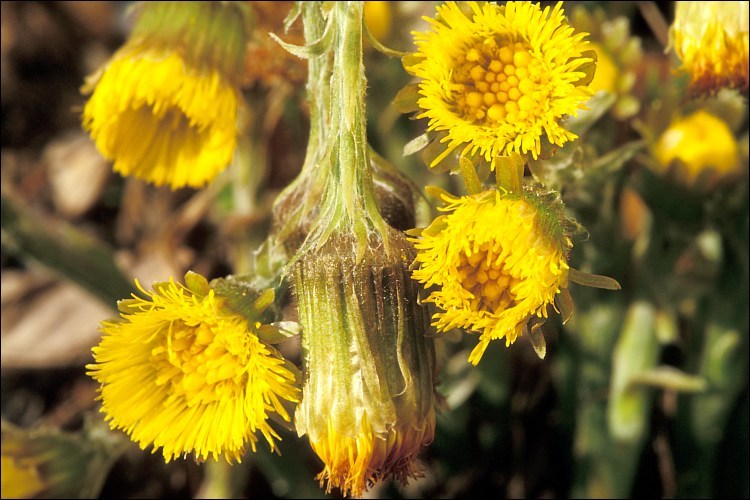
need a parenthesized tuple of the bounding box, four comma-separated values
(556, 287, 575, 324)
(575, 49, 598, 87)
(424, 185, 454, 203)
(459, 156, 483, 195)
(493, 153, 525, 193)
(184, 271, 210, 298)
(256, 321, 302, 344)
(608, 301, 659, 442)
(269, 13, 333, 59)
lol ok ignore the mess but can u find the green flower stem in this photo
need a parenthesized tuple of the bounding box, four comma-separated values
(270, 2, 330, 248)
(196, 460, 235, 499)
(303, 2, 331, 169)
(301, 1, 390, 261)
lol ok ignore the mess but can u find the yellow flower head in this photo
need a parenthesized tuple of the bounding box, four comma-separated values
(406, 1, 594, 164)
(365, 1, 393, 42)
(82, 2, 251, 189)
(653, 109, 741, 185)
(86, 274, 300, 463)
(83, 49, 240, 189)
(411, 188, 572, 364)
(669, 1, 749, 96)
(588, 42, 618, 95)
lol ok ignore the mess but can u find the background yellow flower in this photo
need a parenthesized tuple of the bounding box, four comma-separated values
(654, 109, 741, 186)
(669, 1, 749, 96)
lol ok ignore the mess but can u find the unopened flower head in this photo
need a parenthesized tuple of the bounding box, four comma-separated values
(82, 2, 251, 189)
(293, 232, 437, 497)
(411, 187, 572, 364)
(86, 273, 300, 463)
(669, 1, 749, 96)
(654, 110, 741, 186)
(406, 1, 594, 165)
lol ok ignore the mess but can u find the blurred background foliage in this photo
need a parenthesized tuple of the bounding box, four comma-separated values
(1, 1, 747, 499)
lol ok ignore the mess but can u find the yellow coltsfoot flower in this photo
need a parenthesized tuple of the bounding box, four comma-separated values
(82, 2, 251, 189)
(83, 50, 240, 189)
(653, 109, 741, 187)
(1, 444, 45, 499)
(406, 1, 594, 165)
(411, 186, 573, 364)
(669, 1, 749, 97)
(86, 272, 300, 463)
(364, 1, 393, 42)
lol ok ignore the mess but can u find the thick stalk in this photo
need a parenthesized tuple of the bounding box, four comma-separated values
(303, 1, 390, 261)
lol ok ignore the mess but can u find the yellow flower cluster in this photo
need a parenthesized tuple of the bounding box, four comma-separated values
(78, 2, 633, 496)
(404, 1, 606, 364)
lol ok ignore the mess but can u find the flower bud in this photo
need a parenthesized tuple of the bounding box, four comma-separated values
(292, 230, 437, 497)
